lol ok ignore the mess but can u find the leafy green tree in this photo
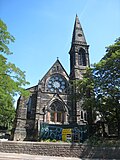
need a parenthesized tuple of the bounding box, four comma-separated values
(0, 19, 15, 55)
(93, 38, 120, 136)
(75, 68, 96, 136)
(76, 38, 120, 137)
(0, 19, 30, 129)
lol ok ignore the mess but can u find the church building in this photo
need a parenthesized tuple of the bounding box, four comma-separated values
(13, 15, 90, 141)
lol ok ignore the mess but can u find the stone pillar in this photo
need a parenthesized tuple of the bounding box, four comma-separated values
(46, 112, 50, 123)
(54, 112, 57, 123)
(64, 112, 67, 123)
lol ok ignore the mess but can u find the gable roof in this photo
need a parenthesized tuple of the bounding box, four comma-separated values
(39, 59, 69, 83)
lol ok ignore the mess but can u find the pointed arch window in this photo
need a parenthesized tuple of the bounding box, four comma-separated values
(70, 55, 73, 71)
(78, 48, 86, 66)
(70, 54, 75, 71)
(49, 100, 67, 123)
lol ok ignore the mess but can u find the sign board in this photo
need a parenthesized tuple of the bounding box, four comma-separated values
(62, 129, 72, 141)
(62, 129, 72, 134)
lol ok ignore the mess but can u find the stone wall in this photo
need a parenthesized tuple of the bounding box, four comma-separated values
(0, 141, 120, 159)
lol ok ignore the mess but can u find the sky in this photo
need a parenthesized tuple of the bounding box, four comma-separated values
(1, 0, 120, 90)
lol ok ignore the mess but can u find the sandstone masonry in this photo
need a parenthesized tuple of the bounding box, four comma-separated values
(0, 141, 120, 159)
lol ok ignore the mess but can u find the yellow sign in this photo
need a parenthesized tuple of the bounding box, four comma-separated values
(62, 129, 72, 134)
(62, 129, 72, 141)
(62, 135, 66, 141)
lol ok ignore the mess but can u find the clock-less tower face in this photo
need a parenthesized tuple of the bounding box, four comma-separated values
(46, 74, 67, 93)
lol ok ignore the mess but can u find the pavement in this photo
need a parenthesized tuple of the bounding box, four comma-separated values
(0, 152, 82, 160)
(0, 152, 110, 160)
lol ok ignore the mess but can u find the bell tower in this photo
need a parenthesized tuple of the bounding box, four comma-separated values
(69, 15, 90, 80)
(69, 15, 90, 124)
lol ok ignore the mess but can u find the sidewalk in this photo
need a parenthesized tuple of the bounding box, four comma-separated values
(0, 152, 82, 160)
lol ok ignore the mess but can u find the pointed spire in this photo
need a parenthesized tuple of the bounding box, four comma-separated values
(72, 15, 87, 45)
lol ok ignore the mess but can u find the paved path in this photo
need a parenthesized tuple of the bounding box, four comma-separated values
(0, 152, 108, 160)
(0, 152, 82, 160)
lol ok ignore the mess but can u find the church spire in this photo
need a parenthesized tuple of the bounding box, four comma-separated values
(69, 15, 90, 79)
(69, 15, 90, 124)
(72, 14, 87, 45)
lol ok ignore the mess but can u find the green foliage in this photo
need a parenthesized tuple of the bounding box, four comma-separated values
(86, 136, 120, 147)
(41, 139, 57, 142)
(76, 37, 120, 136)
(0, 19, 15, 55)
(41, 139, 70, 143)
(51, 139, 57, 142)
(94, 38, 120, 104)
(0, 99, 15, 129)
(75, 67, 96, 110)
(0, 19, 30, 129)
(93, 38, 120, 127)
(43, 139, 51, 142)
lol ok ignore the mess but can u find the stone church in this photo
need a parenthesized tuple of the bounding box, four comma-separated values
(13, 15, 90, 141)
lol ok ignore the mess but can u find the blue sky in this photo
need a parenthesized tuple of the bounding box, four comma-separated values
(1, 0, 120, 89)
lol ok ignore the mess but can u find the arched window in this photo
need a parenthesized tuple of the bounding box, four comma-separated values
(78, 48, 86, 66)
(49, 100, 66, 123)
(27, 96, 32, 119)
(80, 111, 87, 121)
(70, 55, 73, 71)
(81, 111, 83, 119)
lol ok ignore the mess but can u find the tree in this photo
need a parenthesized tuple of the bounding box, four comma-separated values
(0, 19, 30, 129)
(93, 38, 120, 136)
(76, 38, 120, 137)
(75, 68, 96, 136)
